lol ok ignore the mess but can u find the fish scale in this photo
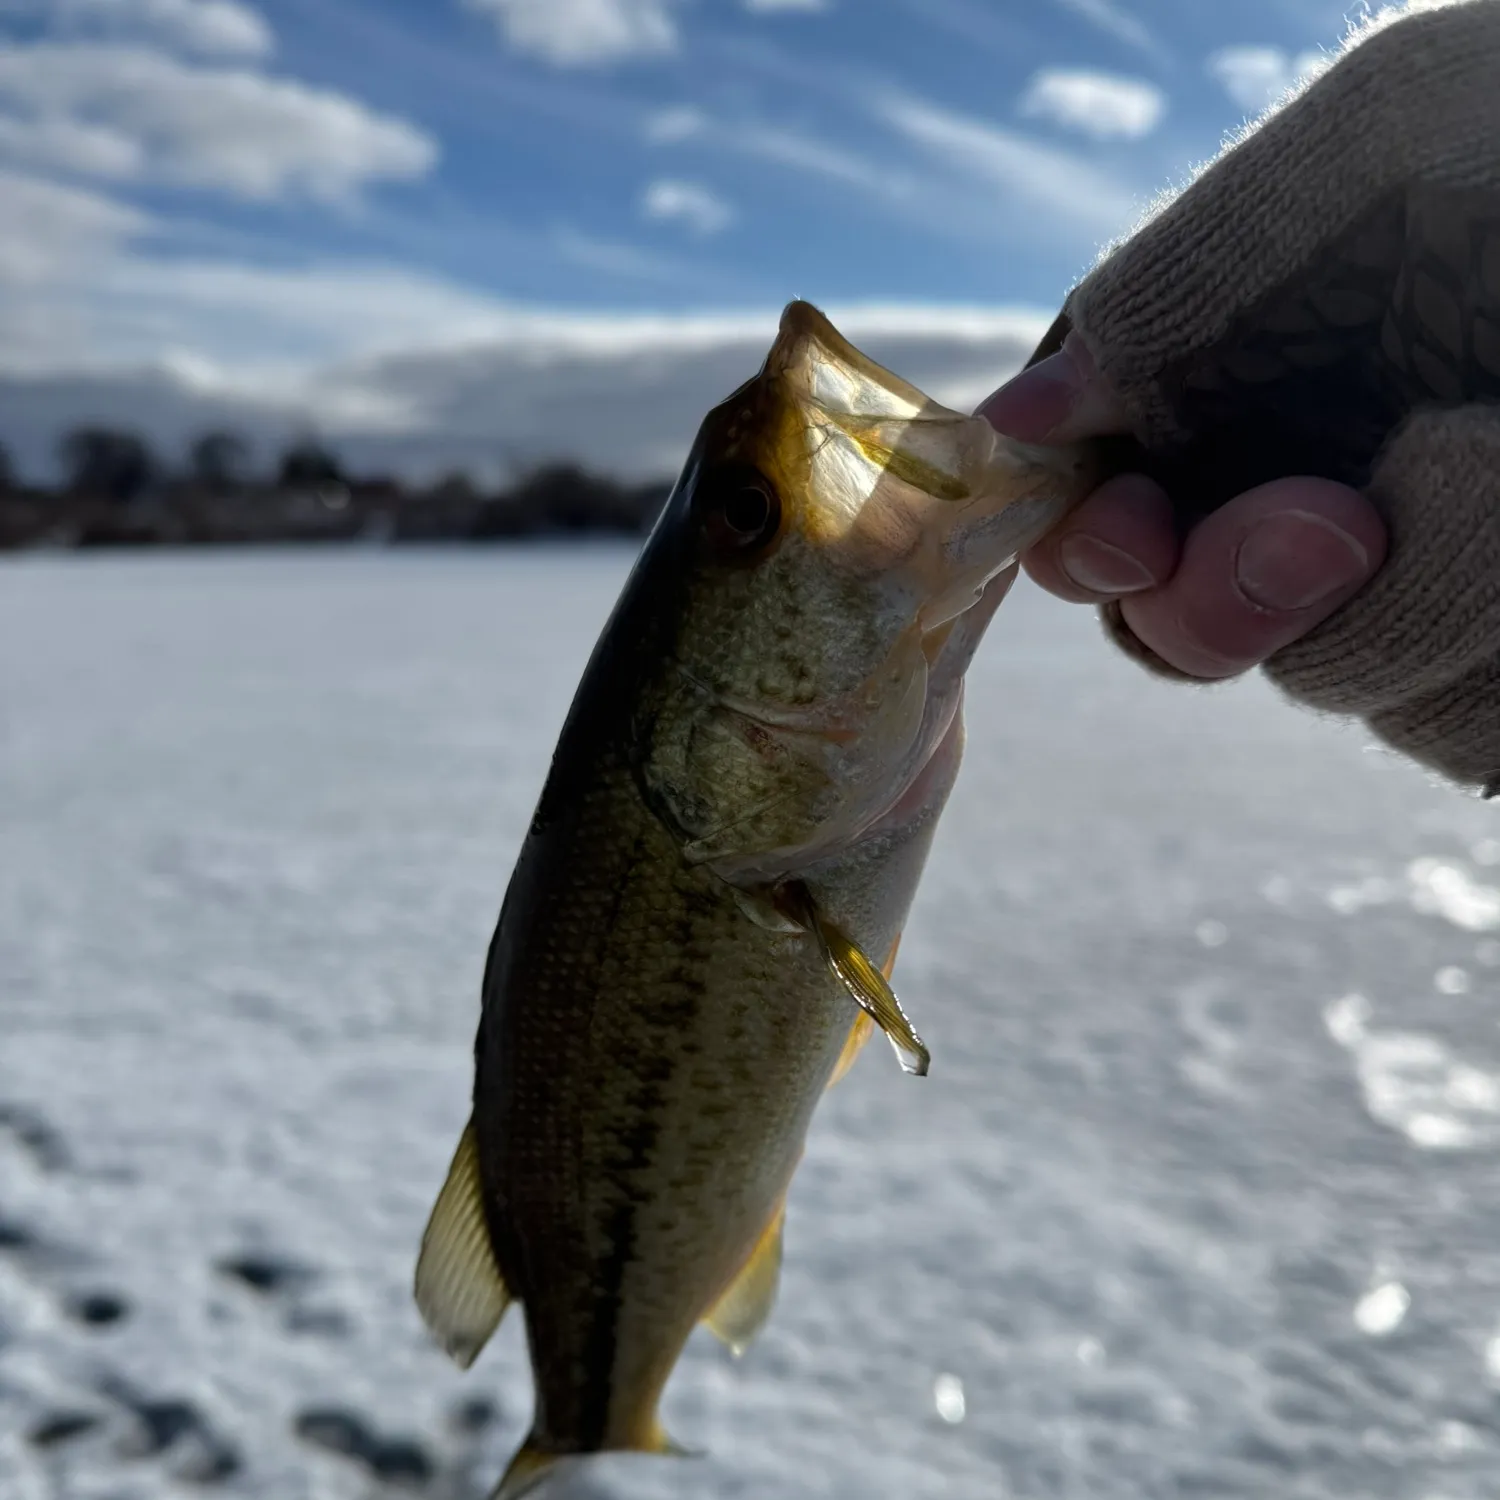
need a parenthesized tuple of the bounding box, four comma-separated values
(481, 755, 855, 1457)
(411, 300, 1097, 1498)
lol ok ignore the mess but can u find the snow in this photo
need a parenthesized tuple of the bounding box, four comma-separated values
(5, 545, 1500, 1499)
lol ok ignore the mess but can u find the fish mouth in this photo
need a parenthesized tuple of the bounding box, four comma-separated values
(769, 301, 941, 424)
(763, 300, 1098, 596)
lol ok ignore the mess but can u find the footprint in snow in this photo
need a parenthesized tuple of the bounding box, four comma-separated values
(216, 1250, 350, 1338)
(0, 1102, 68, 1173)
(99, 1374, 242, 1486)
(294, 1406, 435, 1489)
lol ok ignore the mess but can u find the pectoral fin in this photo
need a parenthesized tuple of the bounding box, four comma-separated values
(414, 1121, 511, 1369)
(787, 886, 930, 1076)
(704, 1206, 785, 1356)
(827, 936, 901, 1089)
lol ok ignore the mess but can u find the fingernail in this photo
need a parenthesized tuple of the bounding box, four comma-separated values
(1234, 510, 1371, 612)
(1057, 533, 1157, 595)
(976, 347, 1084, 441)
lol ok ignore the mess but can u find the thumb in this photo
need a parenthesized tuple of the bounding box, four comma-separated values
(976, 331, 1132, 445)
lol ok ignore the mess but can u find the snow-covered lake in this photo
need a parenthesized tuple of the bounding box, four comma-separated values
(5, 546, 1500, 1500)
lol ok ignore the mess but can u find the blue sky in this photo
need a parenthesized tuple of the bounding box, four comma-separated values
(0, 0, 1367, 474)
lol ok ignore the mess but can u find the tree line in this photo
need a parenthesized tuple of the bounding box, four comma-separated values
(0, 426, 673, 549)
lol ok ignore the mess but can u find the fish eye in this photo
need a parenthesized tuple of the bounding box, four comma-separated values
(700, 464, 781, 558)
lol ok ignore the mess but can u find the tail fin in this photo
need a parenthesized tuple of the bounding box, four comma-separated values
(492, 1424, 691, 1499)
(492, 1441, 573, 1500)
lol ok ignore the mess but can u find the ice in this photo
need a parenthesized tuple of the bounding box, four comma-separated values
(7, 547, 1500, 1499)
(1354, 1283, 1411, 1338)
(1408, 859, 1500, 932)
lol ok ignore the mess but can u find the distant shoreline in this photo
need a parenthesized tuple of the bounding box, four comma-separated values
(0, 464, 673, 552)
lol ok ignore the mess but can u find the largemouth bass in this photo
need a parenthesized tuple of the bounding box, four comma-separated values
(415, 301, 1095, 1498)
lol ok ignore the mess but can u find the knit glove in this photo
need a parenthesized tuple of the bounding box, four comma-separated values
(1047, 0, 1500, 791)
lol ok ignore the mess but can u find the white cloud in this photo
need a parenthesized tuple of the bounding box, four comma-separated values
(0, 291, 1051, 480)
(0, 167, 145, 286)
(879, 94, 1141, 236)
(0, 110, 140, 176)
(0, 43, 437, 202)
(52, 0, 275, 59)
(641, 178, 733, 235)
(1018, 68, 1164, 140)
(1208, 45, 1329, 114)
(742, 0, 826, 11)
(463, 0, 679, 66)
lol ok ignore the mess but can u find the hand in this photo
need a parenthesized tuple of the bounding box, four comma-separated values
(965, 0, 1500, 790)
(979, 332, 1388, 680)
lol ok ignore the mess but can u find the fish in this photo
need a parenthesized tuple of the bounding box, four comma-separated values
(413, 300, 1097, 1499)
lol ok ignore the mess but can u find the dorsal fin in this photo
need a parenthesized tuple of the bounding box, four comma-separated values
(414, 1120, 511, 1369)
(704, 1205, 785, 1357)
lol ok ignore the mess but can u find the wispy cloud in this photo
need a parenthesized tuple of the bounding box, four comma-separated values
(1053, 0, 1161, 58)
(5, 0, 274, 58)
(742, 0, 826, 11)
(0, 167, 145, 287)
(1207, 45, 1329, 115)
(0, 294, 1051, 480)
(1018, 68, 1164, 140)
(462, 0, 679, 66)
(552, 227, 687, 283)
(879, 93, 1141, 237)
(731, 121, 905, 194)
(0, 42, 436, 203)
(645, 102, 904, 200)
(644, 103, 704, 142)
(640, 177, 732, 235)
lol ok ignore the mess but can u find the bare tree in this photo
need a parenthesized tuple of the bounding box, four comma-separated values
(59, 427, 157, 504)
(277, 437, 344, 490)
(189, 430, 250, 490)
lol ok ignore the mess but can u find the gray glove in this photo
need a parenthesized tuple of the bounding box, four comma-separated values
(1050, 0, 1500, 790)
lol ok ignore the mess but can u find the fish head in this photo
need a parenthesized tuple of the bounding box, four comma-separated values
(637, 300, 1097, 884)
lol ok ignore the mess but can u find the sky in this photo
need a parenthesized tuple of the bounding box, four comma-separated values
(0, 0, 1368, 478)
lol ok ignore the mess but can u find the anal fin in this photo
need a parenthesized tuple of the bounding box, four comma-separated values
(704, 1205, 785, 1356)
(414, 1120, 511, 1369)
